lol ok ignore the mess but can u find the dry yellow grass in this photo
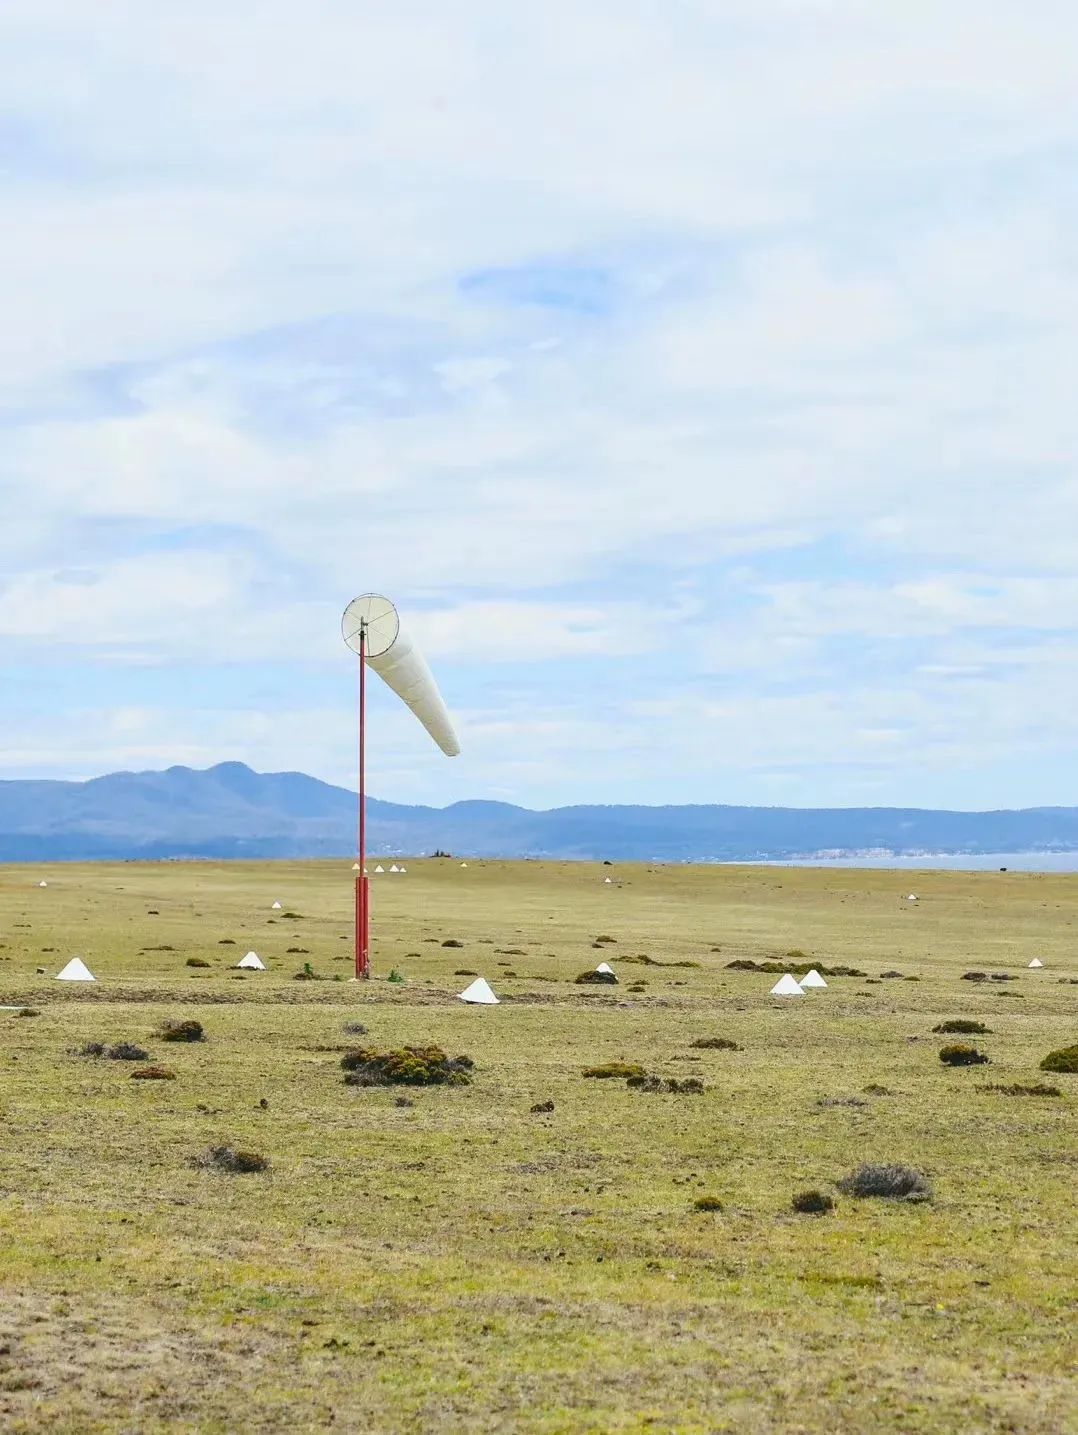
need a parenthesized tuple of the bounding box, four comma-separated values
(1, 858, 1075, 1432)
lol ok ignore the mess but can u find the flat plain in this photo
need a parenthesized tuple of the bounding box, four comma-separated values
(0, 858, 1075, 1434)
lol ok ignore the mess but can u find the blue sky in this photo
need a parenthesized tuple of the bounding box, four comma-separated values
(2, 0, 1078, 811)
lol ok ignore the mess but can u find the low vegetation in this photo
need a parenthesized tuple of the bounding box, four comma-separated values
(340, 1045, 474, 1087)
(158, 1019, 204, 1043)
(582, 1061, 646, 1079)
(980, 1082, 1061, 1097)
(792, 1189, 834, 1214)
(1039, 1044, 1078, 1074)
(939, 1044, 990, 1066)
(689, 1036, 741, 1050)
(837, 1164, 932, 1202)
(195, 1145, 270, 1174)
(933, 1019, 991, 1034)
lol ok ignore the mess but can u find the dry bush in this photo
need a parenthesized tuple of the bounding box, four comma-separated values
(939, 1044, 989, 1066)
(575, 970, 617, 985)
(131, 1066, 175, 1081)
(690, 1037, 741, 1051)
(441, 939, 464, 948)
(186, 957, 210, 968)
(961, 971, 988, 982)
(837, 1164, 932, 1202)
(159, 1019, 205, 1043)
(341, 1045, 473, 1087)
(792, 1189, 834, 1214)
(627, 1075, 705, 1094)
(342, 1022, 368, 1036)
(530, 1100, 554, 1113)
(933, 1019, 991, 1034)
(107, 1042, 150, 1061)
(693, 1195, 723, 1212)
(195, 1145, 269, 1174)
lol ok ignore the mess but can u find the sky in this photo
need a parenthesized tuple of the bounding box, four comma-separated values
(1, 0, 1077, 811)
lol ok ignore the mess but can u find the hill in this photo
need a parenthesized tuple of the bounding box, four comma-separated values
(3, 762, 1078, 861)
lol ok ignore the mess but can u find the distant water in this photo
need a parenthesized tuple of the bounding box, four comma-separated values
(757, 852, 1078, 873)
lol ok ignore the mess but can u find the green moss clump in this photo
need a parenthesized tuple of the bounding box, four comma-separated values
(1039, 1044, 1078, 1074)
(576, 970, 618, 985)
(341, 1045, 473, 1087)
(693, 1195, 723, 1212)
(582, 1062, 646, 1079)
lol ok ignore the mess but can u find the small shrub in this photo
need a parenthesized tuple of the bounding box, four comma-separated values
(961, 971, 988, 982)
(186, 957, 210, 968)
(583, 1062, 646, 1079)
(792, 1189, 834, 1215)
(627, 982, 647, 992)
(387, 968, 405, 984)
(131, 1066, 175, 1081)
(880, 970, 904, 979)
(594, 935, 617, 945)
(693, 1195, 723, 1212)
(286, 947, 309, 955)
(281, 911, 303, 919)
(77, 1042, 107, 1057)
(690, 1037, 741, 1051)
(837, 1164, 932, 1202)
(786, 949, 808, 960)
(196, 1145, 269, 1174)
(454, 969, 478, 976)
(342, 1022, 368, 1036)
(159, 1019, 204, 1043)
(576, 970, 617, 985)
(981, 1082, 1062, 1097)
(627, 1075, 705, 1094)
(863, 1084, 893, 1096)
(16, 1008, 40, 1018)
(934, 1020, 991, 1035)
(217, 939, 235, 945)
(341, 1045, 473, 1087)
(1040, 1044, 1078, 1074)
(939, 1044, 989, 1067)
(442, 939, 464, 949)
(531, 1100, 555, 1113)
(107, 1042, 150, 1061)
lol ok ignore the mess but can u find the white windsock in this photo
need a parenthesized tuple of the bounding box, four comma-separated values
(1028, 957, 1044, 968)
(458, 977, 498, 1005)
(800, 969, 827, 989)
(595, 961, 616, 977)
(770, 973, 804, 996)
(238, 951, 265, 970)
(57, 957, 95, 982)
(342, 594, 460, 757)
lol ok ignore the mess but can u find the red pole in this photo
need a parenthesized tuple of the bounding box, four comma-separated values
(355, 624, 370, 979)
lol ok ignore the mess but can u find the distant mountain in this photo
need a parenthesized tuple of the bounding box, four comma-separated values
(4, 761, 1078, 862)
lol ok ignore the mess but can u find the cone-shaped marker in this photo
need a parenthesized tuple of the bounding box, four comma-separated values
(56, 957, 95, 982)
(1028, 957, 1044, 968)
(458, 977, 498, 1005)
(770, 973, 804, 996)
(800, 969, 828, 989)
(238, 951, 265, 970)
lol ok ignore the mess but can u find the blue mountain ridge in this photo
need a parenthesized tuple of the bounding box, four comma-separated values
(3, 762, 1078, 861)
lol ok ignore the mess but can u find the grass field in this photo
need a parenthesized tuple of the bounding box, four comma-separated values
(1, 858, 1075, 1433)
